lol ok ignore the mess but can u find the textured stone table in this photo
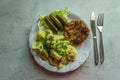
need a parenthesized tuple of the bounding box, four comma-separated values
(0, 0, 120, 80)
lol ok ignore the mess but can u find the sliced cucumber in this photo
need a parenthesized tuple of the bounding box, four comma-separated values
(44, 16, 58, 33)
(49, 14, 64, 30)
(56, 15, 68, 26)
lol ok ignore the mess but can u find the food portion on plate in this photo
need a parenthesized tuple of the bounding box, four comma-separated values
(64, 20, 90, 45)
(32, 29, 77, 69)
(30, 8, 90, 70)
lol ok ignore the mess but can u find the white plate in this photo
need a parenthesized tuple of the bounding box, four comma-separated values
(29, 12, 93, 73)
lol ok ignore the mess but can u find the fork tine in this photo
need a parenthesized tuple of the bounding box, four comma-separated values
(97, 13, 104, 26)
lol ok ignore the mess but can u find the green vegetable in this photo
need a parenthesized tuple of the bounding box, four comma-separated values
(49, 14, 63, 30)
(54, 41, 67, 49)
(50, 8, 68, 19)
(56, 14, 68, 26)
(57, 50, 65, 56)
(44, 16, 58, 33)
(39, 8, 68, 32)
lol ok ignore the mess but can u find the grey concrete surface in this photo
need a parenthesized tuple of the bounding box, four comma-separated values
(0, 0, 120, 80)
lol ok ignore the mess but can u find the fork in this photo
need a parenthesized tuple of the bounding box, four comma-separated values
(97, 13, 104, 64)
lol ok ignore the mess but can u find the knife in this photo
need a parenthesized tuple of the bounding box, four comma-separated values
(91, 11, 99, 65)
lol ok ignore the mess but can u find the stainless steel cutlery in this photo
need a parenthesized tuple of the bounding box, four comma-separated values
(90, 12, 104, 65)
(97, 13, 104, 64)
(91, 11, 99, 65)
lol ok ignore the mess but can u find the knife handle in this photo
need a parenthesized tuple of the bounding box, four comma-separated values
(100, 32, 104, 64)
(93, 37, 99, 65)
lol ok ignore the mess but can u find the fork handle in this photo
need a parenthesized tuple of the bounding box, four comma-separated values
(93, 37, 99, 65)
(100, 32, 104, 64)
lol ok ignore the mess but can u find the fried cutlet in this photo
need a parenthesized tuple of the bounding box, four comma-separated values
(64, 20, 90, 45)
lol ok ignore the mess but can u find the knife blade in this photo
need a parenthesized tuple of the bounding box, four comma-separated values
(91, 11, 99, 65)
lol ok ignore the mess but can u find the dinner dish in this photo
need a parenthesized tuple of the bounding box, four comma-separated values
(29, 11, 93, 73)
